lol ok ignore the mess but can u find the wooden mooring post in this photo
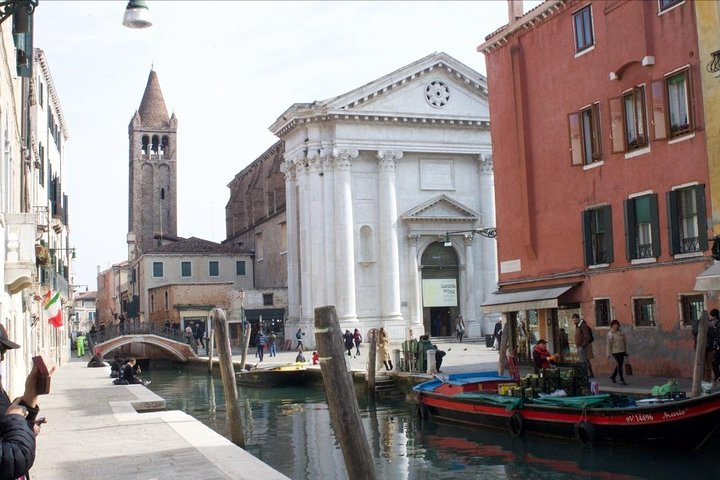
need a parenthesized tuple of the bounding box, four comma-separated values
(367, 328, 378, 394)
(315, 306, 376, 480)
(691, 310, 709, 398)
(208, 327, 215, 373)
(212, 308, 245, 447)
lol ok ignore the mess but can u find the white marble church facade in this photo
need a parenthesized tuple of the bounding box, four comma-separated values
(270, 52, 496, 343)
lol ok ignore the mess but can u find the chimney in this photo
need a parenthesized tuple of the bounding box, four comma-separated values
(508, 0, 524, 23)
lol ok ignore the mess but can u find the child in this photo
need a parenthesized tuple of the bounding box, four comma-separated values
(312, 351, 319, 365)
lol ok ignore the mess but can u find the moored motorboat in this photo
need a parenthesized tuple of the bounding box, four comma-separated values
(413, 371, 720, 448)
(236, 363, 307, 388)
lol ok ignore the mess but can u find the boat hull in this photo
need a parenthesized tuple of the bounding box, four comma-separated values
(415, 374, 720, 448)
(236, 364, 307, 388)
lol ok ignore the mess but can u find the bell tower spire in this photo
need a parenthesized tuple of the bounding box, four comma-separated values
(127, 69, 178, 258)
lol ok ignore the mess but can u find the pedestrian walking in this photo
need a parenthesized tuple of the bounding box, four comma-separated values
(256, 330, 267, 362)
(343, 329, 354, 356)
(378, 327, 393, 371)
(456, 315, 465, 343)
(268, 331, 277, 357)
(353, 328, 363, 356)
(607, 319, 628, 385)
(194, 321, 206, 349)
(296, 328, 305, 350)
(573, 313, 595, 378)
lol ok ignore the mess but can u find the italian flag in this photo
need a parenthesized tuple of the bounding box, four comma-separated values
(43, 290, 63, 328)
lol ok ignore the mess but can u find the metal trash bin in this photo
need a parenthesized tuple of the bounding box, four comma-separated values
(486, 334, 494, 348)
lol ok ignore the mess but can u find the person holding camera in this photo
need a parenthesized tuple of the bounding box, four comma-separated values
(0, 324, 47, 479)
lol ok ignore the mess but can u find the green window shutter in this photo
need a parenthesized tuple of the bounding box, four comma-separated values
(582, 210, 593, 266)
(624, 199, 636, 260)
(649, 193, 660, 257)
(602, 205, 614, 264)
(666, 190, 680, 255)
(695, 184, 708, 251)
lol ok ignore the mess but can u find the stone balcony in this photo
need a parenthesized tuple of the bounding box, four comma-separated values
(4, 213, 37, 294)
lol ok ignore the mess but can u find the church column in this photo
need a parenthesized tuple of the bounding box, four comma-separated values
(333, 149, 358, 322)
(282, 161, 300, 320)
(406, 234, 423, 335)
(463, 234, 477, 327)
(293, 155, 313, 322)
(321, 148, 336, 310)
(307, 151, 327, 309)
(377, 150, 403, 323)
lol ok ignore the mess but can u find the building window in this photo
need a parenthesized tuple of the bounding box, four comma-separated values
(263, 293, 273, 306)
(623, 86, 648, 151)
(582, 205, 614, 266)
(236, 260, 246, 276)
(569, 103, 603, 166)
(666, 69, 693, 139)
(572, 5, 594, 53)
(150, 294, 155, 313)
(164, 291, 169, 311)
(659, 0, 683, 12)
(679, 294, 704, 328)
(255, 232, 264, 260)
(152, 262, 164, 278)
(209, 261, 219, 277)
(667, 185, 707, 255)
(181, 261, 191, 277)
(633, 297, 657, 327)
(624, 194, 660, 260)
(594, 298, 611, 327)
(279, 221, 287, 253)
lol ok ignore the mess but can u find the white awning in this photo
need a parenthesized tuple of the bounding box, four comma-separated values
(694, 261, 720, 291)
(481, 284, 577, 314)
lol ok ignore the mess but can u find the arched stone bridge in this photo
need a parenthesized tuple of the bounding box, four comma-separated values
(90, 324, 199, 362)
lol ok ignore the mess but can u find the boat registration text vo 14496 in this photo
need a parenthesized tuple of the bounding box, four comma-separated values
(625, 409, 687, 423)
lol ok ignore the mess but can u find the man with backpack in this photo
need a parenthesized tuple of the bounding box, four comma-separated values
(573, 313, 595, 378)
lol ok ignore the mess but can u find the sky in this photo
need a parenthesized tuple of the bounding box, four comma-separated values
(33, 0, 541, 290)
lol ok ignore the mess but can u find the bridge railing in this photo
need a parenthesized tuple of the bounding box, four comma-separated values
(90, 322, 193, 352)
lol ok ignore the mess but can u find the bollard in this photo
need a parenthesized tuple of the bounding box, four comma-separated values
(427, 349, 437, 375)
(212, 308, 245, 447)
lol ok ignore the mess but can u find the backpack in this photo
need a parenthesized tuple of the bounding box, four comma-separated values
(296, 331, 302, 340)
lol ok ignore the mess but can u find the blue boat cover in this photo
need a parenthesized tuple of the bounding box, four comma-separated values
(413, 371, 512, 392)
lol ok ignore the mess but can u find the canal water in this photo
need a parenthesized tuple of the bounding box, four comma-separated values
(145, 363, 720, 480)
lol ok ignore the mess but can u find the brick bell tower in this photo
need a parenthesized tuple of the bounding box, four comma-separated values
(127, 70, 178, 259)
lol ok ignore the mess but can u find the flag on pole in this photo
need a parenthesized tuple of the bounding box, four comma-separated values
(43, 290, 63, 328)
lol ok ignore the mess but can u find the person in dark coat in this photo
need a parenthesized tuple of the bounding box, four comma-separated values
(195, 322, 206, 349)
(343, 330, 354, 357)
(0, 324, 42, 479)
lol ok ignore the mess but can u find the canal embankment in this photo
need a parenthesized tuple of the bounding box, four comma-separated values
(31, 359, 290, 480)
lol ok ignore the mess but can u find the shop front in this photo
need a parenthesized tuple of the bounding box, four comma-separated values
(482, 284, 579, 365)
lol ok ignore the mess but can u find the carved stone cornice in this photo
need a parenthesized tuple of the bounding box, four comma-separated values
(407, 234, 420, 246)
(377, 150, 403, 171)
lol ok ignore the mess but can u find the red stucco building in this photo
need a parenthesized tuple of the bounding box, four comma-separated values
(479, 0, 712, 378)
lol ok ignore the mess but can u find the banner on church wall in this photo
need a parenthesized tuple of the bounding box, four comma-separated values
(422, 279, 458, 307)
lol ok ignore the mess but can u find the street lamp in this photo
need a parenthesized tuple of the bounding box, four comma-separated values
(0, 0, 37, 25)
(122, 0, 152, 29)
(443, 227, 497, 246)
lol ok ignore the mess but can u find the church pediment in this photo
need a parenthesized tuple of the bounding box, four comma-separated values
(401, 194, 479, 222)
(270, 52, 489, 136)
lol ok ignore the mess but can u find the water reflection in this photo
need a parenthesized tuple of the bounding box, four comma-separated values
(146, 363, 720, 480)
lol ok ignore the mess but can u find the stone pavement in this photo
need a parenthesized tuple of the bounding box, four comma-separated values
(31, 359, 290, 480)
(222, 336, 693, 395)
